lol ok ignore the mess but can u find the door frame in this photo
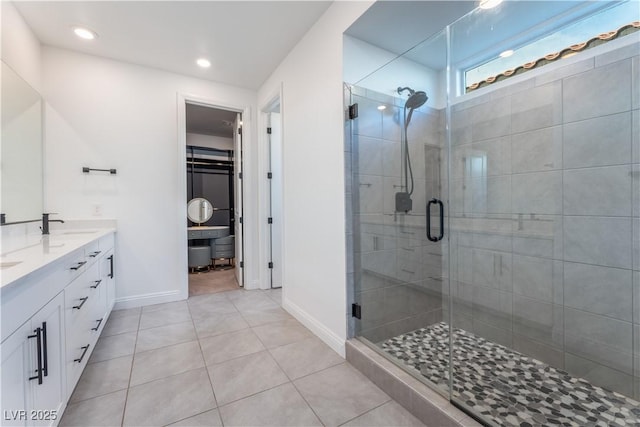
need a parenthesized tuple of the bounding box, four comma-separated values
(177, 93, 252, 299)
(260, 91, 284, 289)
(259, 86, 285, 290)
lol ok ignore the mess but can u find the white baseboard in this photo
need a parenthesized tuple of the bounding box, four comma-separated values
(282, 297, 346, 357)
(114, 290, 183, 310)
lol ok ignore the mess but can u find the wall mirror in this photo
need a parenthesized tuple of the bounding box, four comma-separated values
(187, 197, 213, 225)
(1, 61, 44, 225)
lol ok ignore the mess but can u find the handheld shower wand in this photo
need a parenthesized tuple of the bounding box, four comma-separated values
(395, 86, 428, 213)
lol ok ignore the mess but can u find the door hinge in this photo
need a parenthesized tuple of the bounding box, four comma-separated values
(268, 262, 273, 269)
(238, 127, 242, 135)
(348, 103, 358, 120)
(267, 127, 272, 134)
(268, 217, 273, 224)
(239, 172, 243, 179)
(239, 217, 243, 224)
(240, 261, 244, 268)
(267, 172, 272, 179)
(351, 303, 361, 319)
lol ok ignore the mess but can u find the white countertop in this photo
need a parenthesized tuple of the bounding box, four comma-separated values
(1, 228, 116, 290)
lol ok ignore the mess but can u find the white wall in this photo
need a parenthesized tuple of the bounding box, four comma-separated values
(344, 35, 446, 109)
(186, 133, 233, 151)
(42, 46, 258, 307)
(257, 1, 374, 356)
(1, 1, 42, 92)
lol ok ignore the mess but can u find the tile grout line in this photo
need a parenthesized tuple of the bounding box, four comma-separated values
(205, 291, 337, 425)
(120, 310, 141, 426)
(187, 299, 224, 427)
(263, 334, 327, 426)
(287, 378, 326, 426)
(335, 399, 395, 427)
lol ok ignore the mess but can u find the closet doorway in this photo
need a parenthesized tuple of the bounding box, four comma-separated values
(185, 103, 243, 296)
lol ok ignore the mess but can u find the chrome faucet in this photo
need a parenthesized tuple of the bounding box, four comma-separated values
(42, 213, 65, 235)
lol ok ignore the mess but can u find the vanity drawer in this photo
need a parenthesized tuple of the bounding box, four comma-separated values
(88, 276, 108, 334)
(83, 239, 101, 267)
(189, 228, 230, 239)
(202, 228, 229, 239)
(65, 324, 92, 393)
(65, 264, 101, 324)
(64, 248, 91, 283)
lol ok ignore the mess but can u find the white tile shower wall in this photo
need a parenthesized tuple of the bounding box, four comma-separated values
(350, 88, 446, 344)
(447, 41, 640, 398)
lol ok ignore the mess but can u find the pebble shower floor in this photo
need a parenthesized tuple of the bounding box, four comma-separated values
(381, 322, 640, 426)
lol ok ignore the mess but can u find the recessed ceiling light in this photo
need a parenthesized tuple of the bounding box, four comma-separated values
(499, 49, 514, 58)
(73, 27, 97, 40)
(196, 58, 211, 68)
(377, 105, 386, 111)
(479, 0, 503, 9)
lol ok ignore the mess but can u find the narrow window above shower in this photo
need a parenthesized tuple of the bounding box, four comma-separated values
(463, 0, 639, 92)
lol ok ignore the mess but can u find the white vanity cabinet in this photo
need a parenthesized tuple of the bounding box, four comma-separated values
(1, 293, 65, 427)
(64, 233, 115, 399)
(1, 230, 116, 427)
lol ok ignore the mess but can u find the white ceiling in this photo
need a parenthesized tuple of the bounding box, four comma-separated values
(186, 104, 237, 138)
(14, 1, 332, 90)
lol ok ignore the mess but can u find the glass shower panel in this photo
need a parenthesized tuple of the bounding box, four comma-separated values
(350, 30, 451, 393)
(448, 2, 640, 425)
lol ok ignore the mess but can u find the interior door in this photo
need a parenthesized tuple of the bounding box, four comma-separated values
(233, 113, 244, 287)
(269, 112, 283, 289)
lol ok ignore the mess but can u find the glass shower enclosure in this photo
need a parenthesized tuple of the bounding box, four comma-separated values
(346, 1, 640, 425)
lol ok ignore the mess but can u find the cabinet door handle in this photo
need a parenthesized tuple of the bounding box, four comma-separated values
(108, 255, 114, 278)
(28, 327, 43, 385)
(91, 318, 104, 331)
(90, 280, 102, 289)
(42, 322, 48, 377)
(74, 344, 90, 363)
(70, 261, 87, 271)
(88, 251, 102, 258)
(73, 297, 89, 310)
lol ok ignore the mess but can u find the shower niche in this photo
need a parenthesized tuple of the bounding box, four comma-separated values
(345, 1, 640, 425)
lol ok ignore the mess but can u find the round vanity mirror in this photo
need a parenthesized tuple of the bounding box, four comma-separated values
(187, 198, 214, 225)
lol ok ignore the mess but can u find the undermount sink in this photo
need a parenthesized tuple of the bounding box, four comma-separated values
(1, 261, 23, 270)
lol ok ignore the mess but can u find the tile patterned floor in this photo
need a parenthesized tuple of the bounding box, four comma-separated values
(188, 268, 240, 296)
(382, 322, 640, 427)
(60, 288, 425, 427)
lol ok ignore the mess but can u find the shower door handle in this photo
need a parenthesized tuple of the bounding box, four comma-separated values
(426, 199, 444, 242)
